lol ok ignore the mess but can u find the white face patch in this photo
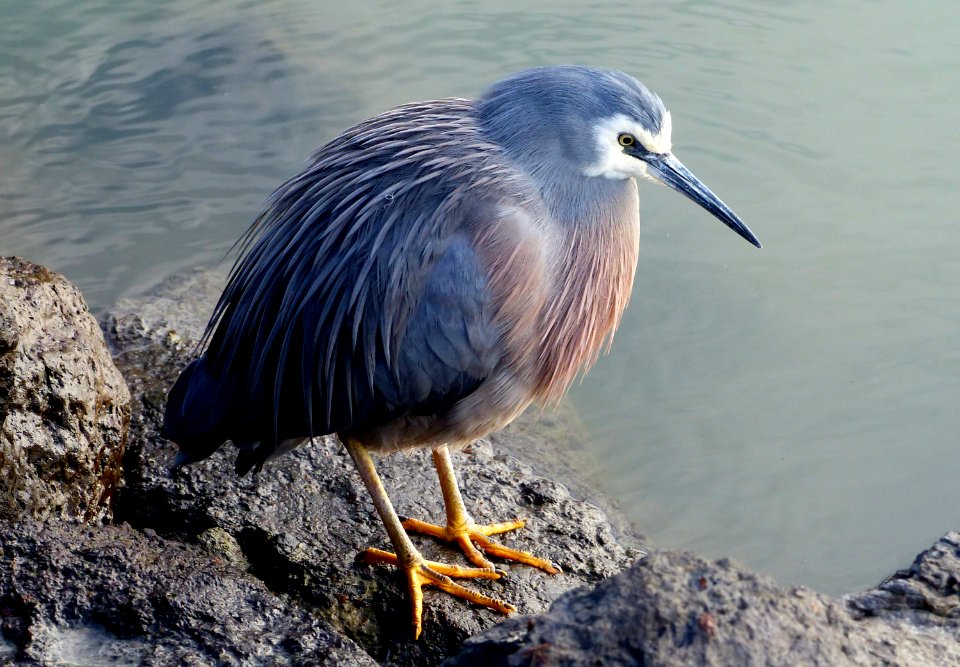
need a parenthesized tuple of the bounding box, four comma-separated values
(582, 111, 673, 180)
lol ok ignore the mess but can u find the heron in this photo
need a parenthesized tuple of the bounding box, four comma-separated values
(162, 65, 760, 639)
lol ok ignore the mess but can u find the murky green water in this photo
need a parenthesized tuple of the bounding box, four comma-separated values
(3, 1, 959, 596)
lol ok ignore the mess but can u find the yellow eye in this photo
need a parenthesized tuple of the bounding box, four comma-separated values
(618, 133, 635, 147)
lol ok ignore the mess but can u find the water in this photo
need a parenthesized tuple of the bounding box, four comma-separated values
(23, 623, 150, 666)
(3, 1, 959, 596)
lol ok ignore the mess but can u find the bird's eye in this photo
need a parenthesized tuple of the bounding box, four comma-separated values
(618, 133, 636, 147)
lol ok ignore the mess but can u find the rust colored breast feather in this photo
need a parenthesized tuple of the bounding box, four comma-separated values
(470, 180, 640, 409)
(533, 183, 640, 405)
(471, 201, 550, 381)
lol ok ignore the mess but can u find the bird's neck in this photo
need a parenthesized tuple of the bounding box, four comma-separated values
(536, 170, 632, 227)
(532, 175, 641, 404)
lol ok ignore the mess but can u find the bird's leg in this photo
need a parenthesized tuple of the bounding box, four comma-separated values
(342, 438, 514, 639)
(401, 445, 561, 574)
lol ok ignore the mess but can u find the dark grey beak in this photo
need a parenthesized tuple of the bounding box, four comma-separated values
(643, 153, 761, 248)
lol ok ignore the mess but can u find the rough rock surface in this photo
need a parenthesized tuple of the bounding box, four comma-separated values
(448, 535, 960, 666)
(0, 518, 375, 665)
(0, 257, 129, 523)
(101, 269, 647, 665)
(5, 264, 959, 666)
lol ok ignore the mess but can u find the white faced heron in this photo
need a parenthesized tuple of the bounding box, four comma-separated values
(163, 65, 760, 639)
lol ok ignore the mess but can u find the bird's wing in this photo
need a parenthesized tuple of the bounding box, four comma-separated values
(181, 100, 514, 452)
(348, 230, 502, 423)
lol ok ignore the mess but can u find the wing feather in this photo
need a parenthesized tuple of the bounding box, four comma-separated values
(188, 99, 516, 454)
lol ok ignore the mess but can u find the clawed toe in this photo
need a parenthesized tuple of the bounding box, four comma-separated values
(359, 547, 515, 639)
(401, 517, 562, 574)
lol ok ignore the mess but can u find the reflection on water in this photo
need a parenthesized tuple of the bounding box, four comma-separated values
(0, 1, 356, 306)
(3, 0, 959, 596)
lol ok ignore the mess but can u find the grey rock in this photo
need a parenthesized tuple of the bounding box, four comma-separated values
(0, 518, 376, 665)
(108, 267, 228, 347)
(448, 538, 960, 666)
(102, 269, 647, 665)
(0, 257, 130, 523)
(198, 526, 251, 570)
(846, 530, 960, 622)
(6, 262, 960, 666)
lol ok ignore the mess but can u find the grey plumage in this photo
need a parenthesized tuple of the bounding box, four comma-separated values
(167, 99, 521, 469)
(163, 64, 759, 475)
(162, 66, 760, 637)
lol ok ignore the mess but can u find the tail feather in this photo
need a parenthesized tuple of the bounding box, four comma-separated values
(233, 437, 307, 476)
(162, 356, 231, 464)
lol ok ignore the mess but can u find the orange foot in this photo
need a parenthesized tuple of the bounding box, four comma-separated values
(361, 547, 514, 639)
(400, 516, 562, 574)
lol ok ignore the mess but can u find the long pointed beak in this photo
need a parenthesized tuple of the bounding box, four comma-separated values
(644, 153, 761, 248)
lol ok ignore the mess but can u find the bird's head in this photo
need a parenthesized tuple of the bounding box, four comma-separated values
(477, 66, 760, 247)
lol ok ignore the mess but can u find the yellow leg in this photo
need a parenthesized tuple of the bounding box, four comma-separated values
(342, 438, 515, 640)
(401, 445, 562, 574)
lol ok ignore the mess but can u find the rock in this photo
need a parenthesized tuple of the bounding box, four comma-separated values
(0, 518, 375, 665)
(447, 538, 960, 667)
(846, 531, 960, 622)
(6, 262, 960, 666)
(0, 257, 129, 523)
(102, 269, 648, 665)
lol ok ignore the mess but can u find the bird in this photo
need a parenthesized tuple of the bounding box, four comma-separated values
(162, 65, 760, 640)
